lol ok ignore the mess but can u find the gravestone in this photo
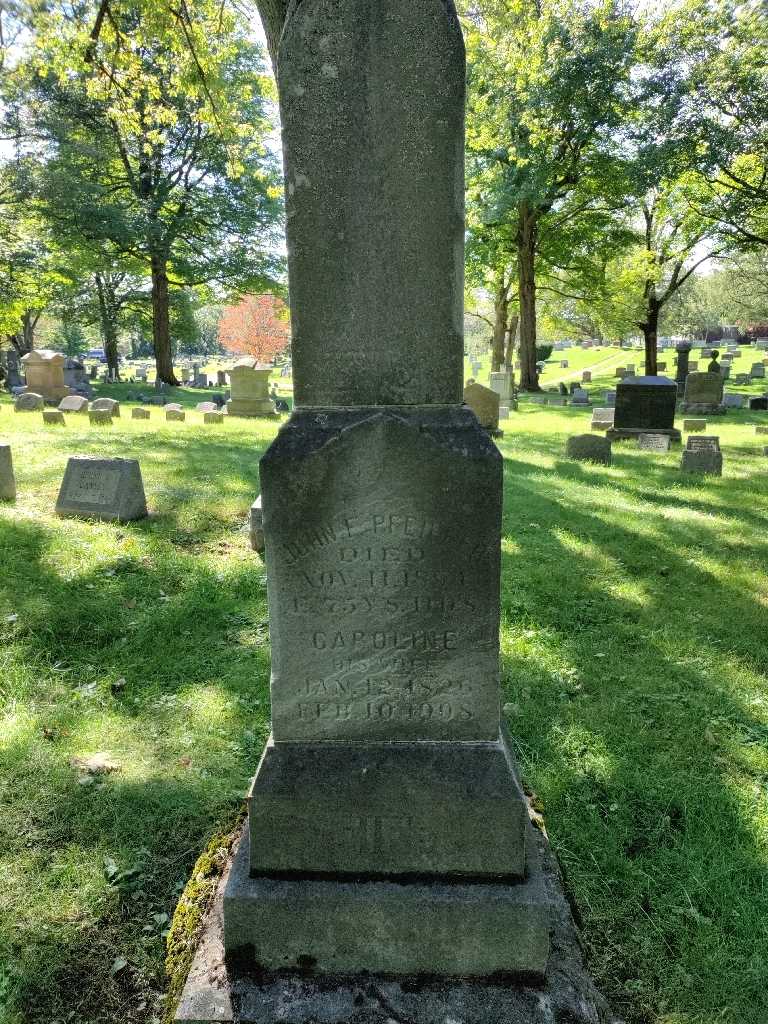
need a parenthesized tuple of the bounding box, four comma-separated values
(62, 358, 88, 390)
(637, 433, 671, 452)
(5, 349, 23, 390)
(56, 457, 147, 521)
(681, 436, 722, 476)
(756, 425, 768, 435)
(132, 407, 151, 420)
(213, 0, 549, 993)
(91, 398, 120, 417)
(607, 376, 681, 443)
(566, 433, 611, 465)
(204, 412, 224, 424)
(0, 444, 16, 501)
(15, 392, 44, 412)
(59, 395, 90, 414)
(166, 408, 186, 422)
(591, 408, 614, 431)
(675, 341, 692, 396)
(684, 419, 707, 432)
(249, 495, 265, 553)
(581, 370, 592, 383)
(657, 361, 666, 371)
(196, 401, 219, 413)
(722, 393, 744, 409)
(489, 370, 512, 404)
(88, 365, 98, 380)
(749, 396, 768, 410)
(688, 360, 698, 371)
(682, 372, 724, 414)
(751, 363, 765, 379)
(604, 389, 616, 407)
(463, 381, 500, 431)
(615, 366, 626, 378)
(216, 370, 227, 387)
(735, 373, 751, 385)
(89, 410, 113, 425)
(21, 349, 69, 402)
(227, 359, 277, 418)
(43, 410, 66, 425)
(571, 387, 591, 405)
(560, 359, 569, 368)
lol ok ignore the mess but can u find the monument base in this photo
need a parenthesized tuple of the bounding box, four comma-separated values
(226, 398, 278, 418)
(224, 830, 550, 978)
(680, 403, 726, 415)
(606, 427, 681, 443)
(173, 818, 616, 1024)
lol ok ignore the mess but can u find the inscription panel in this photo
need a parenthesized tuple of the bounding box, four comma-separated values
(261, 412, 502, 742)
(63, 465, 122, 507)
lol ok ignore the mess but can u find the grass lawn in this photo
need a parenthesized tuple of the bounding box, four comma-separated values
(1, 388, 767, 1024)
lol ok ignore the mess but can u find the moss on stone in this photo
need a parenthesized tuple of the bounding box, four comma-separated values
(163, 814, 244, 1024)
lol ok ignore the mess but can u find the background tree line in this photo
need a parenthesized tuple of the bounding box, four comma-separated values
(2, 0, 768, 385)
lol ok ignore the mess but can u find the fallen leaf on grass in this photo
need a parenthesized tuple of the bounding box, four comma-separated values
(70, 752, 121, 777)
(5, 613, 18, 624)
(110, 956, 128, 976)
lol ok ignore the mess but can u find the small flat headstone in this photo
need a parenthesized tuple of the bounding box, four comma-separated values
(755, 425, 768, 435)
(571, 388, 591, 405)
(166, 409, 186, 422)
(0, 444, 16, 501)
(637, 433, 671, 452)
(15, 392, 44, 412)
(196, 402, 219, 413)
(684, 419, 707, 432)
(90, 398, 120, 417)
(43, 410, 66, 426)
(204, 412, 224, 424)
(89, 410, 113, 425)
(687, 435, 720, 451)
(566, 433, 611, 465)
(581, 371, 592, 382)
(55, 457, 148, 522)
(59, 395, 89, 414)
(132, 407, 151, 420)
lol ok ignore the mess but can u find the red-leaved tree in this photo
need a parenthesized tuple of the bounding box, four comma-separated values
(218, 294, 290, 362)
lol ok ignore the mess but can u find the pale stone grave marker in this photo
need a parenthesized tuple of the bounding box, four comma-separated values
(91, 398, 120, 417)
(591, 407, 614, 430)
(132, 408, 151, 420)
(89, 409, 113, 426)
(59, 395, 89, 413)
(203, 412, 224, 424)
(684, 419, 707, 432)
(166, 408, 186, 422)
(15, 393, 44, 412)
(0, 444, 16, 501)
(56, 457, 147, 521)
(637, 433, 671, 452)
(463, 381, 500, 431)
(43, 410, 66, 425)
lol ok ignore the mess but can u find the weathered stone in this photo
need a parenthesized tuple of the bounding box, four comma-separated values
(226, 359, 277, 418)
(89, 410, 113, 426)
(749, 396, 768, 410)
(566, 433, 611, 465)
(488, 371, 512, 403)
(637, 433, 671, 452)
(581, 370, 592, 382)
(196, 401, 219, 413)
(58, 395, 90, 414)
(604, 389, 616, 407)
(43, 410, 66, 425)
(250, 495, 264, 552)
(684, 419, 707, 432)
(165, 402, 184, 412)
(132, 407, 151, 420)
(751, 363, 765, 378)
(756, 425, 768, 435)
(0, 444, 16, 501)
(681, 436, 722, 476)
(682, 372, 724, 414)
(166, 409, 186, 422)
(204, 412, 224, 424)
(591, 408, 614, 431)
(90, 398, 121, 417)
(14, 392, 44, 412)
(571, 388, 591, 405)
(278, 0, 464, 407)
(723, 393, 745, 409)
(464, 381, 499, 430)
(675, 341, 692, 396)
(20, 349, 69, 402)
(607, 376, 681, 443)
(55, 457, 148, 521)
(615, 366, 626, 378)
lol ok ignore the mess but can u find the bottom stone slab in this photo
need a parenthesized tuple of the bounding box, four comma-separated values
(606, 427, 682, 443)
(224, 829, 549, 978)
(174, 819, 617, 1024)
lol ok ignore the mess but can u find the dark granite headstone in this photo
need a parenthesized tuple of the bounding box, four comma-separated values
(607, 375, 681, 442)
(565, 433, 611, 465)
(749, 396, 768, 411)
(681, 435, 722, 475)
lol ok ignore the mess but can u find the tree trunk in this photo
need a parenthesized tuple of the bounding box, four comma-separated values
(505, 314, 519, 371)
(491, 283, 509, 373)
(517, 205, 540, 391)
(642, 296, 659, 375)
(151, 255, 179, 385)
(255, 0, 289, 70)
(95, 274, 121, 381)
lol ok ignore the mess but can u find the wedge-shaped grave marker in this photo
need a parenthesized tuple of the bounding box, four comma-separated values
(90, 397, 120, 416)
(43, 410, 66, 425)
(566, 433, 611, 464)
(56, 457, 147, 522)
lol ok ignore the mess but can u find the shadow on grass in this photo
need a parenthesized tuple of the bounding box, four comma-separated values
(497, 448, 768, 1023)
